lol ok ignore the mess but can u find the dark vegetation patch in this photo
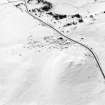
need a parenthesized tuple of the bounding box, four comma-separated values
(63, 13, 84, 27)
(47, 12, 67, 20)
(71, 13, 84, 23)
(63, 23, 72, 27)
(63, 21, 77, 27)
(71, 13, 81, 18)
(78, 18, 84, 23)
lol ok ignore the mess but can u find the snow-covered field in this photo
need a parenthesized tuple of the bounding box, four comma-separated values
(0, 0, 105, 105)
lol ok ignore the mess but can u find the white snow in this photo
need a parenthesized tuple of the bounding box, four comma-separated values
(0, 0, 105, 105)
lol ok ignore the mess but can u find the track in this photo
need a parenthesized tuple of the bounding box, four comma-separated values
(23, 0, 105, 81)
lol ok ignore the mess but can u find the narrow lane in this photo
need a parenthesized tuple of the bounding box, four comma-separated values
(23, 0, 105, 81)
